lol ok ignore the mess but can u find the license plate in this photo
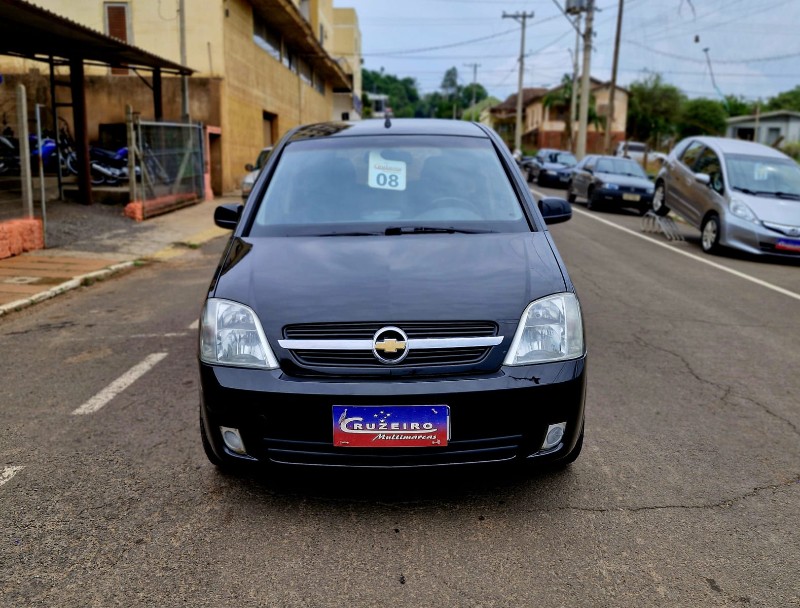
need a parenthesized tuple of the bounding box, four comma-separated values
(622, 193, 641, 201)
(776, 239, 800, 252)
(332, 405, 449, 448)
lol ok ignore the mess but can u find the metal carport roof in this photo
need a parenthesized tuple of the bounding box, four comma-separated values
(0, 0, 192, 74)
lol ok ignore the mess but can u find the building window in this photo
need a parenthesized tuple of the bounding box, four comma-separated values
(282, 47, 297, 74)
(313, 72, 325, 95)
(253, 13, 281, 62)
(298, 58, 312, 86)
(104, 3, 130, 75)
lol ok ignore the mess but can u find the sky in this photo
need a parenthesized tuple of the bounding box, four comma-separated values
(334, 0, 800, 104)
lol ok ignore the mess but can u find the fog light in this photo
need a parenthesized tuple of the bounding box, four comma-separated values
(220, 426, 246, 455)
(542, 422, 566, 450)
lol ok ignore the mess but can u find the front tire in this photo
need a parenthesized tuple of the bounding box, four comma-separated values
(652, 182, 669, 216)
(586, 187, 603, 211)
(701, 213, 722, 254)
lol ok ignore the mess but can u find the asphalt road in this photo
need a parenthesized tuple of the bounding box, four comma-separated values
(1, 195, 798, 607)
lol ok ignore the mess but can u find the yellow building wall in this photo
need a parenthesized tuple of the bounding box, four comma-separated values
(222, 0, 333, 191)
(333, 8, 361, 97)
(3, 0, 350, 193)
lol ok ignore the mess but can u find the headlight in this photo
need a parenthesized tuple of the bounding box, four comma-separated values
(645, 184, 655, 193)
(730, 198, 758, 223)
(545, 169, 558, 175)
(200, 298, 279, 369)
(504, 293, 584, 365)
(603, 183, 619, 190)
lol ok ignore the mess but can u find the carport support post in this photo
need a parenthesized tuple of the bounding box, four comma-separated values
(69, 57, 92, 205)
(153, 68, 163, 122)
(16, 84, 34, 217)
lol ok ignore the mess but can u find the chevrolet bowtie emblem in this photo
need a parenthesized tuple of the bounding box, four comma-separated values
(375, 338, 406, 353)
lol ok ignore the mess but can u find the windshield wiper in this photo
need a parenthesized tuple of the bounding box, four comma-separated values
(733, 186, 800, 199)
(384, 226, 494, 235)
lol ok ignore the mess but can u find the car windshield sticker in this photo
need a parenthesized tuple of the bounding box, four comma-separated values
(754, 163, 769, 181)
(368, 151, 407, 191)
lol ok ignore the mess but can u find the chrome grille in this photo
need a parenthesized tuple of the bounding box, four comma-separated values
(282, 321, 499, 369)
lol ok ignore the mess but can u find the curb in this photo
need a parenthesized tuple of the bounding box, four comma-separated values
(0, 261, 135, 319)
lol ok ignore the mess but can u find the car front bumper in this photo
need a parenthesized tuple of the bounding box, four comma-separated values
(721, 214, 800, 257)
(596, 189, 653, 208)
(199, 358, 587, 468)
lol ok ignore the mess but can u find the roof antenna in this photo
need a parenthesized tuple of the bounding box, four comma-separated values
(384, 114, 392, 129)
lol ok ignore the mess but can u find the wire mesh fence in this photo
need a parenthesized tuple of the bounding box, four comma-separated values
(132, 119, 204, 219)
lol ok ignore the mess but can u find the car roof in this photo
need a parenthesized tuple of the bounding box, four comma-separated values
(287, 119, 488, 142)
(685, 136, 789, 159)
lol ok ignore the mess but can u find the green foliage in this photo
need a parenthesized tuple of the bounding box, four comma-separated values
(678, 98, 728, 138)
(627, 73, 685, 147)
(766, 85, 800, 112)
(724, 95, 756, 117)
(362, 69, 421, 118)
(781, 141, 800, 162)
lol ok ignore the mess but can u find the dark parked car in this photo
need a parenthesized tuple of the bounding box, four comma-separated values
(568, 154, 654, 214)
(524, 148, 578, 187)
(653, 136, 800, 256)
(199, 119, 586, 472)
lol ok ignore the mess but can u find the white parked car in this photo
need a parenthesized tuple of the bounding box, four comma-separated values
(241, 146, 273, 199)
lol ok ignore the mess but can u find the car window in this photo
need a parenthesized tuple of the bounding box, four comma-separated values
(595, 158, 647, 177)
(249, 135, 529, 235)
(680, 141, 704, 170)
(694, 148, 724, 194)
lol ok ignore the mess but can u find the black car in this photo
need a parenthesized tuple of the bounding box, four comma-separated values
(567, 155, 654, 214)
(199, 119, 586, 471)
(524, 148, 578, 188)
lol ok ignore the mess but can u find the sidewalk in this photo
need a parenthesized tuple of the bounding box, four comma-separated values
(0, 197, 233, 317)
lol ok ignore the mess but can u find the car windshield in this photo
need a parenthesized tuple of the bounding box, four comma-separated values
(249, 135, 528, 236)
(725, 154, 800, 198)
(553, 152, 577, 166)
(595, 158, 647, 178)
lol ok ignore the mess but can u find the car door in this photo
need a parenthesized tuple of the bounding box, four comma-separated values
(685, 146, 725, 226)
(572, 156, 593, 198)
(669, 141, 705, 220)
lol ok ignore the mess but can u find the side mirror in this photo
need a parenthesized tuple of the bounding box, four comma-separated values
(538, 197, 572, 225)
(214, 203, 243, 230)
(694, 173, 711, 186)
(245, 163, 255, 171)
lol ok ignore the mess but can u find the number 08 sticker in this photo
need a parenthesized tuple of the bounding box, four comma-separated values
(368, 151, 407, 191)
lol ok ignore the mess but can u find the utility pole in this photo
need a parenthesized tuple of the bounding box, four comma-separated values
(503, 11, 534, 153)
(603, 0, 624, 154)
(464, 62, 481, 121)
(179, 0, 190, 122)
(569, 13, 581, 152)
(576, 0, 594, 159)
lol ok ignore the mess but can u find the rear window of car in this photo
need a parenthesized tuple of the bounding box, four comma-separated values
(596, 158, 647, 177)
(249, 135, 529, 236)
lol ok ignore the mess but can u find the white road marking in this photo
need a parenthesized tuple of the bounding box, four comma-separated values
(72, 352, 168, 415)
(0, 466, 23, 488)
(188, 319, 199, 330)
(533, 187, 800, 303)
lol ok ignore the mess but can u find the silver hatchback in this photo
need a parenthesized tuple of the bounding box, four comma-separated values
(652, 136, 800, 256)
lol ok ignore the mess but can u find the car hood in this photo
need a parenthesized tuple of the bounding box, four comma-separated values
(213, 233, 567, 334)
(734, 192, 800, 225)
(596, 172, 652, 189)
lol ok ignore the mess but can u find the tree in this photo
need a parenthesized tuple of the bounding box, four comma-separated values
(543, 73, 602, 148)
(362, 69, 421, 118)
(626, 73, 685, 148)
(724, 95, 756, 118)
(678, 98, 727, 138)
(766, 85, 800, 112)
